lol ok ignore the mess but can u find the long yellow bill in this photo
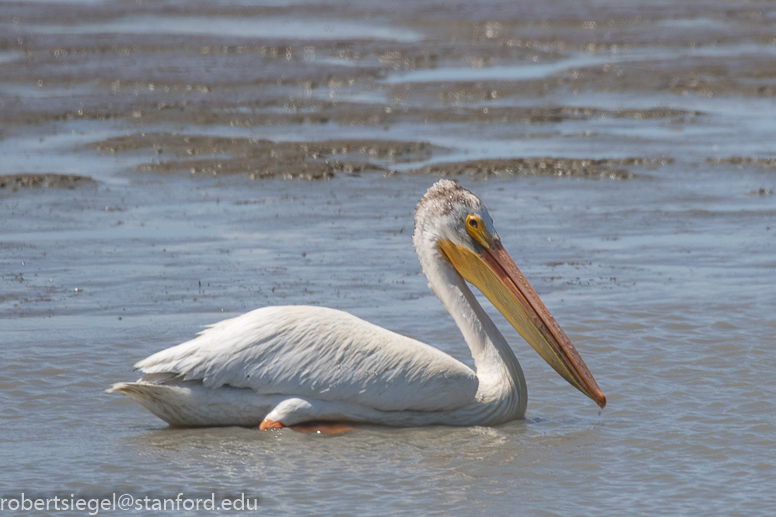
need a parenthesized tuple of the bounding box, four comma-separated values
(439, 236, 606, 408)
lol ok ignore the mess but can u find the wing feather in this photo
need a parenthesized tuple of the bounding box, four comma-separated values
(134, 306, 478, 412)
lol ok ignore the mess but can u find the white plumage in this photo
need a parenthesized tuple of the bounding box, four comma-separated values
(111, 180, 605, 429)
(134, 306, 478, 412)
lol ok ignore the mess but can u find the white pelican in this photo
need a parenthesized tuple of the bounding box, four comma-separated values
(110, 180, 605, 431)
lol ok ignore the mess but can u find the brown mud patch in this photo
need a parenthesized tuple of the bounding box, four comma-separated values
(92, 133, 443, 180)
(707, 156, 776, 170)
(535, 62, 776, 99)
(388, 64, 776, 106)
(0, 93, 701, 129)
(747, 188, 773, 196)
(0, 174, 95, 191)
(407, 157, 660, 179)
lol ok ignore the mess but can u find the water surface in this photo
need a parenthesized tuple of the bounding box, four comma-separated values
(1, 0, 775, 515)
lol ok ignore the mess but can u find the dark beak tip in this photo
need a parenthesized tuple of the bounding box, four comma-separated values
(596, 393, 607, 409)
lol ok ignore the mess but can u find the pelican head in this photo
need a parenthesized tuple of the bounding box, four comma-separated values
(414, 180, 606, 408)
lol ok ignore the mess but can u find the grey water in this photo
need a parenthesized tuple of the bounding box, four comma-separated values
(2, 0, 776, 515)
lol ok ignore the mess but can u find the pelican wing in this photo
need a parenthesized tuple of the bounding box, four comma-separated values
(134, 305, 478, 412)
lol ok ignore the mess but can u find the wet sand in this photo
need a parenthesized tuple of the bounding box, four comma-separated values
(0, 172, 94, 190)
(1, 1, 776, 516)
(3, 0, 776, 181)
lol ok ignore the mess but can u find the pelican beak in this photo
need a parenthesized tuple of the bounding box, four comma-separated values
(439, 234, 606, 408)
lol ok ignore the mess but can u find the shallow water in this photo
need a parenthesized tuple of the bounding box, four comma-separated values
(2, 0, 776, 515)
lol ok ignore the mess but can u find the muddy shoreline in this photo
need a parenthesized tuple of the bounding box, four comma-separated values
(3, 0, 776, 185)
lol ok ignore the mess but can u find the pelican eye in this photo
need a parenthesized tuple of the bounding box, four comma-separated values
(465, 215, 490, 249)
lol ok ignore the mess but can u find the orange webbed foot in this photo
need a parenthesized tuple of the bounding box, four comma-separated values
(259, 419, 284, 430)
